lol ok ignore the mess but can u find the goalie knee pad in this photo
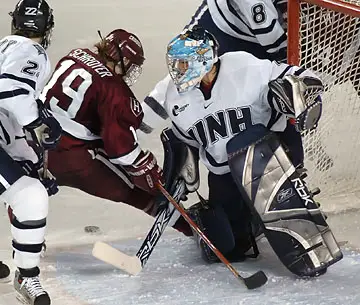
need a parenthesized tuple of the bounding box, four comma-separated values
(226, 124, 343, 277)
(1, 176, 48, 269)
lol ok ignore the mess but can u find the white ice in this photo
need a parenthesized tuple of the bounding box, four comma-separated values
(1, 0, 360, 304)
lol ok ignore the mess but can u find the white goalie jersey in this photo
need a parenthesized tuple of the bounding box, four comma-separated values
(141, 52, 319, 175)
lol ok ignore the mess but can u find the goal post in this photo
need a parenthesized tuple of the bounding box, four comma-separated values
(287, 0, 360, 211)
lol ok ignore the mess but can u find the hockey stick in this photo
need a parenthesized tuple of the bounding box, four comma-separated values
(92, 180, 185, 275)
(92, 204, 175, 275)
(157, 183, 268, 290)
(42, 149, 48, 178)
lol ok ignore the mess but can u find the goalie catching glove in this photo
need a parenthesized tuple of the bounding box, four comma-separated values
(269, 75, 324, 132)
(24, 99, 62, 150)
(124, 150, 165, 195)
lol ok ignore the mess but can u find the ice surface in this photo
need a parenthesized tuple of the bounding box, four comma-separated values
(54, 236, 360, 305)
(1, 0, 360, 304)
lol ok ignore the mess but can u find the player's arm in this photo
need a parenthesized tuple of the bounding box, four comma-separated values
(139, 75, 172, 134)
(0, 43, 61, 149)
(234, 0, 287, 61)
(266, 61, 324, 132)
(99, 91, 164, 195)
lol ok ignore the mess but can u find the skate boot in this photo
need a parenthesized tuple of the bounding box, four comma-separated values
(14, 268, 51, 305)
(187, 201, 259, 263)
(0, 261, 11, 283)
(186, 202, 219, 263)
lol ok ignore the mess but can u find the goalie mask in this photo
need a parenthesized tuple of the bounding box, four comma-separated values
(10, 0, 55, 49)
(166, 26, 219, 93)
(103, 29, 145, 86)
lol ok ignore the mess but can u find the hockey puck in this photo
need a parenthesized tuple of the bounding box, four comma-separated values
(84, 225, 101, 234)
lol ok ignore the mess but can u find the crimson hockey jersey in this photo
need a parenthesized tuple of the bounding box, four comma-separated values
(41, 48, 143, 165)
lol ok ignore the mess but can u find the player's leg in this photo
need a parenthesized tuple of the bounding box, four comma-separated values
(227, 124, 343, 277)
(48, 147, 193, 236)
(188, 171, 258, 263)
(0, 147, 50, 304)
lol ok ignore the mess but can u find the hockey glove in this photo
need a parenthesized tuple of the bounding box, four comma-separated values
(24, 99, 62, 150)
(124, 150, 165, 195)
(17, 160, 59, 196)
(269, 75, 323, 132)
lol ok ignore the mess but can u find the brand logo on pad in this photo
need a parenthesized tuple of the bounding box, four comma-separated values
(291, 178, 314, 207)
(277, 188, 294, 204)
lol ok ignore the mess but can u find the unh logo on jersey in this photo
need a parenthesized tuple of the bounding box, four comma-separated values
(187, 107, 253, 148)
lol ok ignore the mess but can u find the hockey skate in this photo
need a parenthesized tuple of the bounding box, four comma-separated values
(187, 202, 258, 263)
(14, 269, 50, 305)
(0, 261, 11, 283)
(186, 202, 219, 263)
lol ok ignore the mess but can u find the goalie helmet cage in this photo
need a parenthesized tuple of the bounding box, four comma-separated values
(287, 0, 360, 211)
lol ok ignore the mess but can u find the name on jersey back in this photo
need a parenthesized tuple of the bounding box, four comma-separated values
(69, 49, 113, 78)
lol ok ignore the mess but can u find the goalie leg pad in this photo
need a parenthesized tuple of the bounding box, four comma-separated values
(226, 124, 343, 277)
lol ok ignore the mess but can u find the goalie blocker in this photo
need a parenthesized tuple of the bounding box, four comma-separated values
(226, 124, 343, 277)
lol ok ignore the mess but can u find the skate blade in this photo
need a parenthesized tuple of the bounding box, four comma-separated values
(15, 292, 31, 305)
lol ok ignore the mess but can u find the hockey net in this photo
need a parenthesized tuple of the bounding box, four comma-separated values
(288, 0, 360, 211)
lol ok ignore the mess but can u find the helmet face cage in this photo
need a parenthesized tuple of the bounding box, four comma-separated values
(122, 62, 143, 87)
(166, 27, 218, 93)
(10, 0, 55, 49)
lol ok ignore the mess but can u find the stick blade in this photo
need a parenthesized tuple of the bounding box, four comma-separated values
(243, 271, 268, 289)
(92, 241, 142, 275)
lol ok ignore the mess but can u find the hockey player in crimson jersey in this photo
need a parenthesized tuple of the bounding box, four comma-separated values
(41, 29, 192, 236)
(0, 1, 60, 304)
(149, 27, 343, 277)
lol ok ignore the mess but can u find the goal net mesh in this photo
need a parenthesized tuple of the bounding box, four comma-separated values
(293, 0, 360, 211)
